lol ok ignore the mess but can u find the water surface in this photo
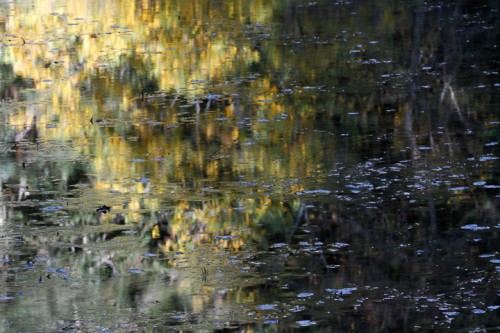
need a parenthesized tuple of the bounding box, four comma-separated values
(0, 0, 499, 332)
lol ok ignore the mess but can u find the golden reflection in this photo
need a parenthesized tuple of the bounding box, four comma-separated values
(1, 0, 494, 261)
(0, 1, 497, 331)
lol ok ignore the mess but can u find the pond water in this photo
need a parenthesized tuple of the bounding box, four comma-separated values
(0, 0, 499, 332)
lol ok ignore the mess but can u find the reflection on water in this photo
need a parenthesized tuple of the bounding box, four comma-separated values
(1, 0, 499, 331)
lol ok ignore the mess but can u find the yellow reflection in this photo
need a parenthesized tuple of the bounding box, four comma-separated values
(2, 0, 320, 253)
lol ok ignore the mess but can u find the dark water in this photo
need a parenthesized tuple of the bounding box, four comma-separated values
(0, 0, 499, 332)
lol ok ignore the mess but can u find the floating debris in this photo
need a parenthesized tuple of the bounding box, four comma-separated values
(257, 304, 277, 310)
(296, 320, 317, 327)
(442, 311, 459, 316)
(96, 205, 111, 214)
(331, 242, 350, 249)
(325, 287, 357, 295)
(478, 155, 499, 162)
(448, 186, 469, 191)
(172, 313, 187, 319)
(41, 205, 64, 212)
(290, 305, 306, 313)
(0, 296, 14, 301)
(295, 189, 332, 196)
(215, 235, 235, 239)
(460, 224, 490, 231)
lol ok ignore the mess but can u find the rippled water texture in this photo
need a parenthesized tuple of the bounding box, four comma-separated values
(0, 0, 499, 332)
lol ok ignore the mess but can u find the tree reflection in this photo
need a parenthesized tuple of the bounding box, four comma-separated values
(0, 0, 498, 331)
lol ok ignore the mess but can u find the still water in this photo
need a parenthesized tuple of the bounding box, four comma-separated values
(0, 0, 499, 331)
